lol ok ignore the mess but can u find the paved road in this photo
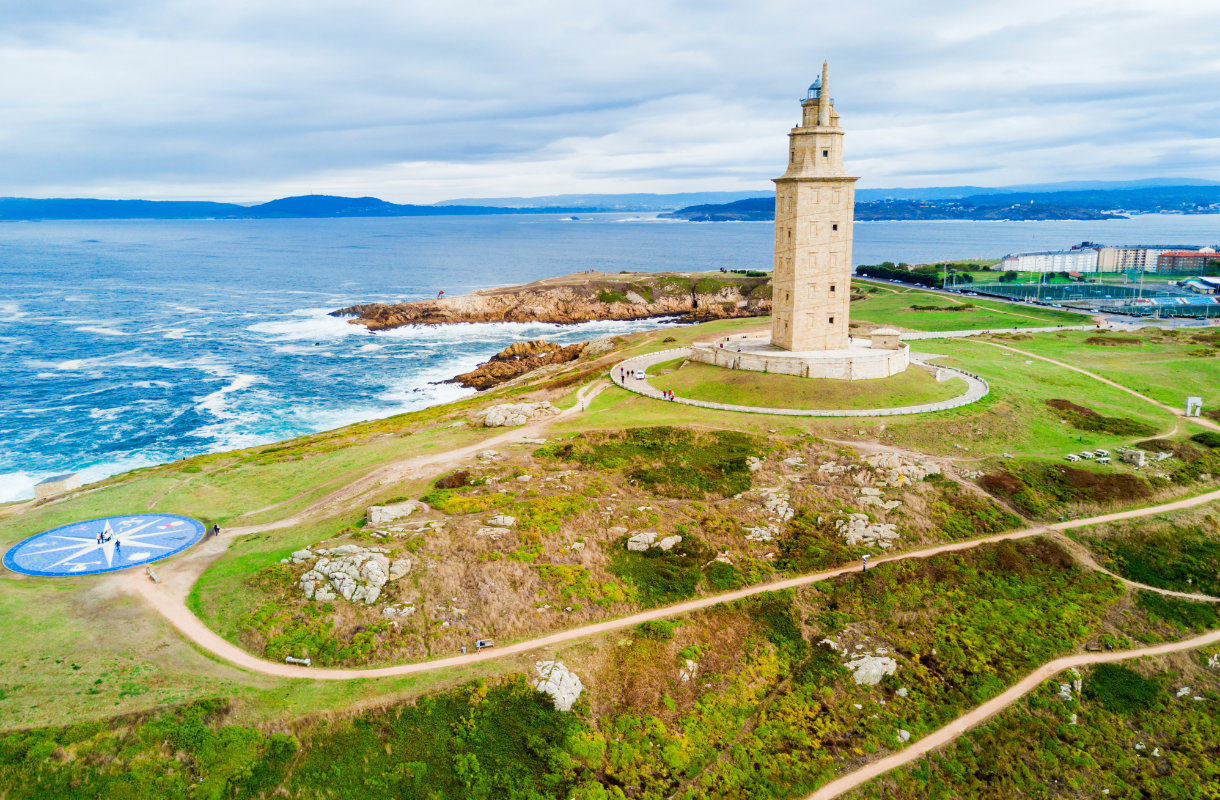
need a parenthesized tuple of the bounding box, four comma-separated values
(610, 348, 989, 417)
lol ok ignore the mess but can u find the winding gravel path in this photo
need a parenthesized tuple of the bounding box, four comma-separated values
(100, 358, 1220, 797)
(123, 481, 1220, 681)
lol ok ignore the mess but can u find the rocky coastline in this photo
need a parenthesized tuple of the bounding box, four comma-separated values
(452, 340, 588, 390)
(330, 271, 772, 331)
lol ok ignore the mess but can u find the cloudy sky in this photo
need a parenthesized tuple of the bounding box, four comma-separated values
(2, 0, 1218, 202)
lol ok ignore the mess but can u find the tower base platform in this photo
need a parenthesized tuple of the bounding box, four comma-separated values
(690, 335, 909, 381)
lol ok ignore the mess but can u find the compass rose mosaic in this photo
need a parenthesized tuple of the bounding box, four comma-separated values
(3, 514, 205, 577)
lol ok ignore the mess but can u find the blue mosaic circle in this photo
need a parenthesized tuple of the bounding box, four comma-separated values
(3, 514, 205, 577)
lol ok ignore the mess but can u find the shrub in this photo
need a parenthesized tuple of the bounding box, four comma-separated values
(537, 427, 758, 499)
(1191, 431, 1220, 449)
(421, 489, 513, 515)
(610, 536, 711, 606)
(434, 469, 471, 489)
(1084, 664, 1158, 714)
(1044, 399, 1158, 436)
(1135, 591, 1220, 631)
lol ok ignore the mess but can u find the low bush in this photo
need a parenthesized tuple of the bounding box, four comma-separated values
(1135, 591, 1220, 632)
(609, 536, 711, 606)
(434, 469, 471, 489)
(421, 489, 513, 515)
(538, 427, 759, 499)
(1192, 431, 1220, 449)
(1044, 399, 1158, 436)
(1084, 663, 1159, 714)
(979, 460, 1152, 518)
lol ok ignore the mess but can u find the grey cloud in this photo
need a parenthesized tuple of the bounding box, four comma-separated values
(0, 0, 1218, 200)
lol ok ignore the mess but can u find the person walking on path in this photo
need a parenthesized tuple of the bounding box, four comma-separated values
(211, 523, 221, 538)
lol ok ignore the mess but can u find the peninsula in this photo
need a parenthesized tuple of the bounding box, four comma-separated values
(331, 271, 773, 329)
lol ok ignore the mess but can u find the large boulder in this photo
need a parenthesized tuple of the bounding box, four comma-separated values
(533, 660, 584, 711)
(367, 501, 418, 526)
(626, 531, 658, 551)
(473, 401, 561, 428)
(298, 545, 410, 604)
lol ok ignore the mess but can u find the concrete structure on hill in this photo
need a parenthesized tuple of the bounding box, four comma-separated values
(33, 472, 79, 500)
(691, 64, 908, 381)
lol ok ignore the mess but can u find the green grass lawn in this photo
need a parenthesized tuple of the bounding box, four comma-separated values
(851, 280, 1091, 331)
(648, 360, 966, 410)
(0, 409, 503, 551)
(984, 328, 1220, 414)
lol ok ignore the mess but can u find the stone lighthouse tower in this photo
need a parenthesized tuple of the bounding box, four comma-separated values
(771, 61, 859, 352)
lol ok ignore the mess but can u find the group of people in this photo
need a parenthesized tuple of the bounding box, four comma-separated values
(660, 389, 676, 401)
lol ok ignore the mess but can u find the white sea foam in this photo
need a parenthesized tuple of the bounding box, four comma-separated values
(195, 373, 261, 419)
(0, 472, 36, 504)
(247, 308, 368, 341)
(0, 453, 164, 503)
(0, 302, 28, 323)
(74, 325, 131, 337)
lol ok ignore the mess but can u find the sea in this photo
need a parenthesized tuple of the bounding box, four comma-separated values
(2, 212, 1218, 502)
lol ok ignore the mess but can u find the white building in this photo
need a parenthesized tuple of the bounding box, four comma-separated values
(1000, 247, 1099, 273)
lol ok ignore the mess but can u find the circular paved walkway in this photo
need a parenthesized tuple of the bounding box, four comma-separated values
(4, 514, 205, 577)
(610, 347, 988, 417)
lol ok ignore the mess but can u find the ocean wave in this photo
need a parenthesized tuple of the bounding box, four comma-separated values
(195, 373, 262, 419)
(0, 302, 28, 323)
(0, 452, 163, 504)
(247, 308, 368, 341)
(74, 325, 131, 337)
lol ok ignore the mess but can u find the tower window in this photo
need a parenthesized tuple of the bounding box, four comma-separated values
(822, 150, 828, 157)
(830, 284, 836, 292)
(828, 317, 834, 325)
(832, 224, 839, 231)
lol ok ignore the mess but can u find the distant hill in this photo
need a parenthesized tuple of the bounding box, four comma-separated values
(662, 197, 1123, 222)
(4, 179, 1219, 221)
(440, 179, 1220, 208)
(663, 183, 1220, 222)
(0, 195, 593, 221)
(433, 191, 769, 211)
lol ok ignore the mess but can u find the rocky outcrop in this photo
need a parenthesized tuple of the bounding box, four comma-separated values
(844, 653, 899, 685)
(331, 272, 772, 330)
(472, 401, 561, 427)
(453, 340, 587, 390)
(366, 501, 418, 526)
(296, 544, 411, 605)
(533, 660, 584, 711)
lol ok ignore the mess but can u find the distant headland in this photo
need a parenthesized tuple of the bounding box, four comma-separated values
(2, 179, 1217, 221)
(662, 184, 1220, 222)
